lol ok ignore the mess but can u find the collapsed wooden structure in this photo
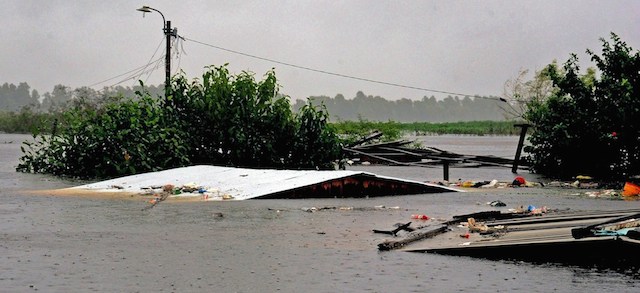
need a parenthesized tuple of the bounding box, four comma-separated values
(342, 132, 529, 180)
(344, 139, 519, 168)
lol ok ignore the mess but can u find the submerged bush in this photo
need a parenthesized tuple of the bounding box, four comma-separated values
(0, 107, 57, 134)
(17, 65, 342, 179)
(17, 95, 189, 178)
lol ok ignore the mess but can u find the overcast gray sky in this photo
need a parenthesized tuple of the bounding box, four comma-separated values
(2, 0, 639, 100)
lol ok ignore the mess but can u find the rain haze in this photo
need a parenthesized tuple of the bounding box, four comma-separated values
(1, 0, 639, 101)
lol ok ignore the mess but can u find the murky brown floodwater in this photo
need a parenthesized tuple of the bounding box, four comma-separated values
(1, 133, 638, 292)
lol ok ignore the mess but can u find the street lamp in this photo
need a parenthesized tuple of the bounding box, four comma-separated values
(136, 5, 176, 98)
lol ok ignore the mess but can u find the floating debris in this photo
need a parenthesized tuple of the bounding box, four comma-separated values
(488, 200, 507, 207)
(372, 222, 414, 237)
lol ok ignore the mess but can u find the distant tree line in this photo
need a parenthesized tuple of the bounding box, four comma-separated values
(0, 82, 164, 113)
(0, 83, 166, 133)
(292, 91, 506, 122)
(3, 81, 507, 124)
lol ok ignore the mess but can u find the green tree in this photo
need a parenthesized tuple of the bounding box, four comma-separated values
(524, 33, 640, 179)
(17, 65, 343, 178)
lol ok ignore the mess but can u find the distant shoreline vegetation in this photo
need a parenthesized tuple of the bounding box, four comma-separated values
(0, 108, 57, 134)
(0, 109, 521, 137)
(294, 92, 506, 123)
(331, 120, 524, 143)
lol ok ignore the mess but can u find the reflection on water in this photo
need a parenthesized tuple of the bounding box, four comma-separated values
(0, 134, 638, 292)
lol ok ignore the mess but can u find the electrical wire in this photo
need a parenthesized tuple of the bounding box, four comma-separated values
(87, 56, 163, 88)
(139, 58, 164, 86)
(87, 37, 166, 89)
(134, 36, 166, 86)
(103, 35, 182, 89)
(182, 36, 505, 101)
(88, 34, 506, 102)
(173, 36, 185, 76)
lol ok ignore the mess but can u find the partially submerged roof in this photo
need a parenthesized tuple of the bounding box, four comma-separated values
(403, 209, 640, 267)
(70, 165, 460, 200)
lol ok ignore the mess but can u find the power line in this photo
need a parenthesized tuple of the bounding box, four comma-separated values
(87, 37, 165, 89)
(86, 56, 162, 88)
(134, 57, 164, 86)
(182, 36, 504, 101)
(93, 37, 184, 90)
(133, 37, 166, 86)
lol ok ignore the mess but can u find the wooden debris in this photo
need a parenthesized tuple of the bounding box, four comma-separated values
(343, 138, 528, 170)
(572, 211, 640, 239)
(347, 130, 383, 147)
(377, 225, 448, 251)
(372, 222, 414, 236)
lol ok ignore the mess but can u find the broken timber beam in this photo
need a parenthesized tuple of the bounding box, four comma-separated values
(342, 147, 437, 168)
(348, 131, 384, 147)
(378, 225, 448, 251)
(512, 123, 531, 173)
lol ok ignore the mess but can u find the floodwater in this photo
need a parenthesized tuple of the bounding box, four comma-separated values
(1, 133, 639, 292)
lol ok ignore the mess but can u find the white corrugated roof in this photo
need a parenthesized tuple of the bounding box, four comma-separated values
(71, 165, 460, 200)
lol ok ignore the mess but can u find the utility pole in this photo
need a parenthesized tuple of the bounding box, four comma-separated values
(164, 20, 172, 98)
(137, 6, 176, 99)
